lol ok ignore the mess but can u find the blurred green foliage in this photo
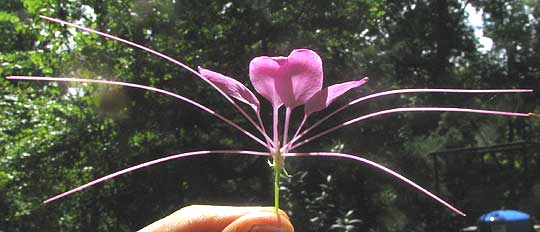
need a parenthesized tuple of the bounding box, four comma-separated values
(1, 0, 539, 231)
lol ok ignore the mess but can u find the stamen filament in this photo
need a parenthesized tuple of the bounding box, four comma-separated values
(282, 107, 292, 146)
(39, 16, 273, 149)
(290, 107, 531, 150)
(286, 114, 308, 152)
(7, 76, 268, 147)
(284, 152, 466, 216)
(287, 88, 533, 147)
(273, 106, 280, 149)
(257, 112, 275, 148)
(43, 150, 270, 203)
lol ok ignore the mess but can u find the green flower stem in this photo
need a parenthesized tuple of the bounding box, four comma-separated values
(273, 149, 283, 215)
(273, 157, 280, 215)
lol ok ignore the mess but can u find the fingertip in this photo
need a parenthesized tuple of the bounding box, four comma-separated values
(223, 211, 294, 232)
(254, 207, 291, 221)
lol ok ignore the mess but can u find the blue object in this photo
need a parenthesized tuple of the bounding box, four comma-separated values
(477, 210, 532, 232)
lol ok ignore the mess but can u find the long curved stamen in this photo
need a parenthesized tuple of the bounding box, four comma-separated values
(39, 16, 273, 146)
(287, 89, 533, 147)
(43, 150, 270, 203)
(290, 107, 531, 150)
(7, 76, 268, 147)
(283, 152, 466, 216)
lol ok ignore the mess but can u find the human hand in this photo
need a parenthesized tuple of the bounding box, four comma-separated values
(138, 205, 294, 232)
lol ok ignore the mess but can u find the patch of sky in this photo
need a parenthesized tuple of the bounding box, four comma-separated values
(465, 4, 493, 53)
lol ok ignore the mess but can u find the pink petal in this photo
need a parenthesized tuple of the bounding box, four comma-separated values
(249, 57, 283, 107)
(274, 49, 323, 109)
(198, 67, 260, 112)
(304, 77, 369, 115)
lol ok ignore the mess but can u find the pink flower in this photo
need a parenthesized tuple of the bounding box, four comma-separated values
(7, 16, 537, 217)
(247, 49, 367, 114)
(250, 49, 323, 109)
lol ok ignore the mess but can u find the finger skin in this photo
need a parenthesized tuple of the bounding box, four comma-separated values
(138, 205, 294, 232)
(223, 210, 294, 232)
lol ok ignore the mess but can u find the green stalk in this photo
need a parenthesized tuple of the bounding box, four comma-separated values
(273, 157, 280, 215)
(274, 159, 280, 214)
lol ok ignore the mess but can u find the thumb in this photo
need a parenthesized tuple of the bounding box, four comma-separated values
(222, 209, 294, 232)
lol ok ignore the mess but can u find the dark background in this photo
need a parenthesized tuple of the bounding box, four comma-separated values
(1, 0, 539, 231)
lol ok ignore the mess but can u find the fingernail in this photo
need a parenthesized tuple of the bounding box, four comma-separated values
(249, 224, 287, 232)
